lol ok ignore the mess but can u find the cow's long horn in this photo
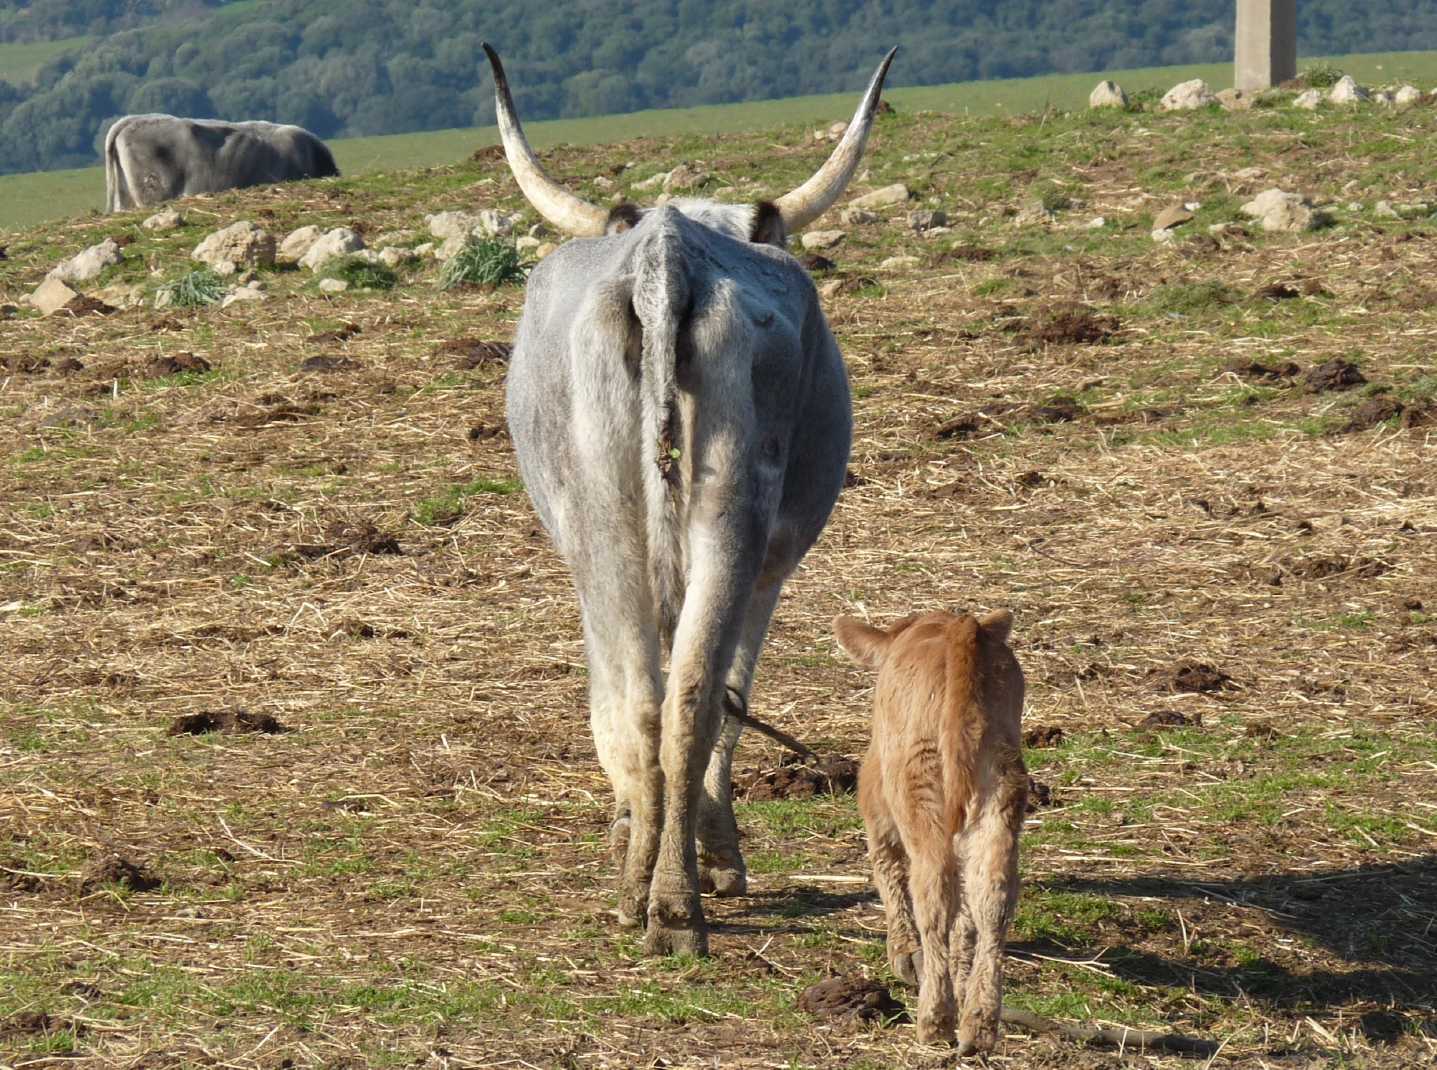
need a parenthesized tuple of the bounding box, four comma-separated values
(773, 47, 898, 234)
(484, 43, 609, 237)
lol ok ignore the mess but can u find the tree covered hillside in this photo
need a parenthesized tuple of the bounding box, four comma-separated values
(4, 0, 1437, 175)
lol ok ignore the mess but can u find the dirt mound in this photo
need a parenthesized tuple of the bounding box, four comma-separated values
(797, 976, 905, 1023)
(1230, 358, 1300, 382)
(1135, 709, 1203, 730)
(168, 708, 288, 736)
(438, 338, 512, 368)
(1, 1011, 80, 1040)
(1303, 359, 1365, 393)
(236, 398, 323, 428)
(307, 322, 361, 344)
(144, 352, 211, 377)
(937, 244, 997, 263)
(1152, 662, 1232, 694)
(1023, 725, 1065, 748)
(735, 755, 859, 801)
(1020, 306, 1119, 347)
(1254, 282, 1301, 300)
(467, 423, 506, 442)
(1343, 395, 1404, 431)
(299, 354, 361, 373)
(79, 856, 161, 894)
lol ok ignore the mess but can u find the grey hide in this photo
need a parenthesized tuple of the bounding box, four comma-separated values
(104, 114, 339, 212)
(507, 206, 853, 955)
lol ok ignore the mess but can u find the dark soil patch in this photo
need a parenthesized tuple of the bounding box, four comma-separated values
(0, 1011, 77, 1039)
(290, 520, 403, 561)
(826, 274, 879, 296)
(168, 708, 288, 736)
(1134, 709, 1203, 730)
(307, 322, 361, 344)
(801, 254, 836, 272)
(1243, 721, 1279, 742)
(1019, 306, 1120, 347)
(1303, 359, 1366, 393)
(1023, 725, 1065, 748)
(1254, 282, 1301, 300)
(797, 976, 905, 1023)
(1230, 358, 1300, 382)
(79, 856, 161, 894)
(1154, 662, 1232, 693)
(237, 399, 323, 427)
(1027, 396, 1084, 424)
(1343, 395, 1404, 431)
(467, 423, 506, 442)
(735, 755, 859, 801)
(1283, 554, 1390, 580)
(937, 244, 997, 263)
(144, 352, 211, 377)
(935, 401, 1021, 440)
(1025, 776, 1055, 811)
(299, 354, 361, 373)
(61, 294, 116, 317)
(437, 338, 512, 368)
(55, 356, 85, 374)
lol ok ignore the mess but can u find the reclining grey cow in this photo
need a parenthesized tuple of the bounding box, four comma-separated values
(486, 42, 896, 954)
(104, 114, 339, 212)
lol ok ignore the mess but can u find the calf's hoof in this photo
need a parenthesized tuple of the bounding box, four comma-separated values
(698, 863, 747, 897)
(643, 888, 708, 957)
(957, 1010, 1000, 1056)
(616, 881, 648, 930)
(916, 1009, 956, 1047)
(890, 947, 922, 987)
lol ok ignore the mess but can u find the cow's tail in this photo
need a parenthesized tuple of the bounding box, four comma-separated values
(630, 209, 691, 634)
(942, 614, 984, 838)
(103, 118, 128, 212)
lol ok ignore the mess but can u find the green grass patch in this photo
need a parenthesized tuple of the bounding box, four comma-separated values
(438, 238, 527, 290)
(412, 476, 523, 526)
(155, 268, 227, 309)
(320, 255, 398, 292)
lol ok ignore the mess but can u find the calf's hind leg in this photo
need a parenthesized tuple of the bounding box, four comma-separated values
(861, 788, 923, 986)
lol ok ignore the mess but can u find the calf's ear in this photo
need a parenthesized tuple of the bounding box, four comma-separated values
(833, 615, 891, 668)
(977, 608, 1013, 643)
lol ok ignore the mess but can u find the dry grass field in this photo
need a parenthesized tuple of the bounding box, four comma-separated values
(2, 92, 1435, 1068)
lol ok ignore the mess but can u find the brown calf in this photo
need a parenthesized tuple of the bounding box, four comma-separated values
(834, 610, 1027, 1054)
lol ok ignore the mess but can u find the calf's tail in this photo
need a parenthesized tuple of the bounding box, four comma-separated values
(942, 615, 983, 837)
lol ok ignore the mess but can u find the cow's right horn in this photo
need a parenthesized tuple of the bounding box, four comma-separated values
(773, 47, 898, 234)
(484, 43, 609, 237)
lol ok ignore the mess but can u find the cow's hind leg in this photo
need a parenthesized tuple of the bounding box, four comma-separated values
(955, 762, 1026, 1057)
(697, 577, 784, 897)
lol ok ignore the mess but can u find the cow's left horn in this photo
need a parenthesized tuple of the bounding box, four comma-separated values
(773, 47, 898, 234)
(484, 43, 609, 237)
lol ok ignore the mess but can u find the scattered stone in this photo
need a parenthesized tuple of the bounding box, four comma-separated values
(592, 175, 614, 191)
(1344, 395, 1404, 431)
(47, 238, 124, 284)
(425, 209, 519, 243)
(141, 207, 184, 231)
(1089, 79, 1128, 109)
(79, 856, 161, 894)
(413, 241, 436, 258)
(878, 255, 921, 271)
(1373, 89, 1396, 106)
(318, 278, 349, 294)
(373, 228, 417, 249)
(1303, 358, 1365, 393)
(168, 708, 287, 735)
(1394, 84, 1423, 107)
(1023, 725, 1065, 748)
(278, 224, 323, 263)
(1152, 204, 1194, 231)
(300, 227, 365, 271)
(27, 277, 79, 316)
(1160, 79, 1216, 111)
(1293, 88, 1324, 110)
(908, 208, 947, 232)
(93, 282, 145, 308)
(663, 163, 712, 192)
(1374, 200, 1400, 219)
(1329, 75, 1370, 104)
(735, 755, 859, 801)
(839, 206, 880, 226)
(1216, 88, 1253, 111)
(801, 229, 846, 252)
(376, 246, 417, 269)
(1087, 216, 1107, 229)
(515, 235, 542, 253)
(221, 283, 266, 309)
(1240, 188, 1318, 233)
(192, 221, 275, 276)
(851, 183, 910, 210)
(632, 170, 669, 192)
(1013, 200, 1055, 226)
(798, 977, 904, 1024)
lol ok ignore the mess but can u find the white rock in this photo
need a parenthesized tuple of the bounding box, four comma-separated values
(1240, 188, 1317, 232)
(1160, 79, 1216, 111)
(801, 229, 846, 251)
(220, 284, 266, 309)
(1232, 166, 1266, 181)
(1373, 89, 1396, 106)
(663, 163, 710, 192)
(1375, 200, 1400, 219)
(278, 225, 324, 264)
(1089, 80, 1128, 109)
(1151, 228, 1177, 244)
(414, 242, 436, 258)
(47, 238, 124, 284)
(908, 209, 947, 232)
(921, 226, 954, 238)
(141, 207, 183, 231)
(373, 229, 416, 248)
(26, 276, 80, 316)
(879, 255, 921, 270)
(299, 228, 365, 272)
(840, 206, 881, 225)
(1394, 85, 1423, 106)
(1087, 216, 1107, 229)
(1293, 88, 1324, 110)
(378, 247, 417, 268)
(593, 175, 615, 191)
(515, 236, 542, 252)
(1328, 75, 1369, 104)
(633, 171, 670, 192)
(1014, 201, 1055, 227)
(93, 282, 145, 308)
(1216, 88, 1252, 111)
(318, 278, 349, 294)
(424, 209, 519, 245)
(827, 120, 848, 140)
(851, 183, 910, 209)
(192, 221, 275, 276)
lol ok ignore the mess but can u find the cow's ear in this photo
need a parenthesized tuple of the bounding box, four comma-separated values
(606, 203, 642, 234)
(749, 201, 787, 247)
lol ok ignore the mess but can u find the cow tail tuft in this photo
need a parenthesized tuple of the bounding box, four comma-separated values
(631, 214, 690, 634)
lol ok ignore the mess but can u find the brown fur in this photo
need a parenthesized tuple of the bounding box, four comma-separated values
(834, 609, 1027, 1055)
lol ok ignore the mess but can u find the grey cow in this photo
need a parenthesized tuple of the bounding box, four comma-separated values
(104, 114, 339, 212)
(486, 43, 896, 954)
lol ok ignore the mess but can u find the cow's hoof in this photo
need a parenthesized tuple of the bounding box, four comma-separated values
(891, 947, 922, 987)
(643, 888, 707, 956)
(617, 883, 648, 930)
(957, 1010, 999, 1056)
(698, 864, 746, 897)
